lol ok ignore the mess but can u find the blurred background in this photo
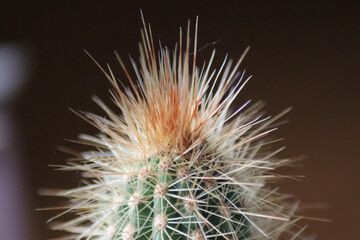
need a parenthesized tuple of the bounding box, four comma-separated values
(1, 1, 359, 239)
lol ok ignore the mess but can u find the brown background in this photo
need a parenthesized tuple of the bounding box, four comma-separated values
(1, 1, 359, 239)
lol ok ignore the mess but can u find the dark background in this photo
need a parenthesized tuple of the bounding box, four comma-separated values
(1, 1, 359, 239)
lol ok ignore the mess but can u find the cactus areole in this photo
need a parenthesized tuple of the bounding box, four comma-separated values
(46, 14, 306, 240)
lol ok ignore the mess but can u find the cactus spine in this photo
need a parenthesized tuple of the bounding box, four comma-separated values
(47, 15, 306, 240)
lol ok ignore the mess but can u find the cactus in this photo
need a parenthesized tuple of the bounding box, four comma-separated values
(46, 15, 307, 240)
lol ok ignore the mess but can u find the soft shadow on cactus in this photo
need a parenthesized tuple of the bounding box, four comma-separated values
(43, 15, 308, 240)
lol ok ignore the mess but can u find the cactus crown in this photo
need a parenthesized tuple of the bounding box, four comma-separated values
(47, 15, 306, 240)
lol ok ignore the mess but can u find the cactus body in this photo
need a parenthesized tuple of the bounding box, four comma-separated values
(48, 16, 306, 239)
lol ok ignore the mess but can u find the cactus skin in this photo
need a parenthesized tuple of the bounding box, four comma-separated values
(47, 16, 307, 240)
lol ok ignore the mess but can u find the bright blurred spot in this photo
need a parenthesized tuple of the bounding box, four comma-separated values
(0, 43, 34, 240)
